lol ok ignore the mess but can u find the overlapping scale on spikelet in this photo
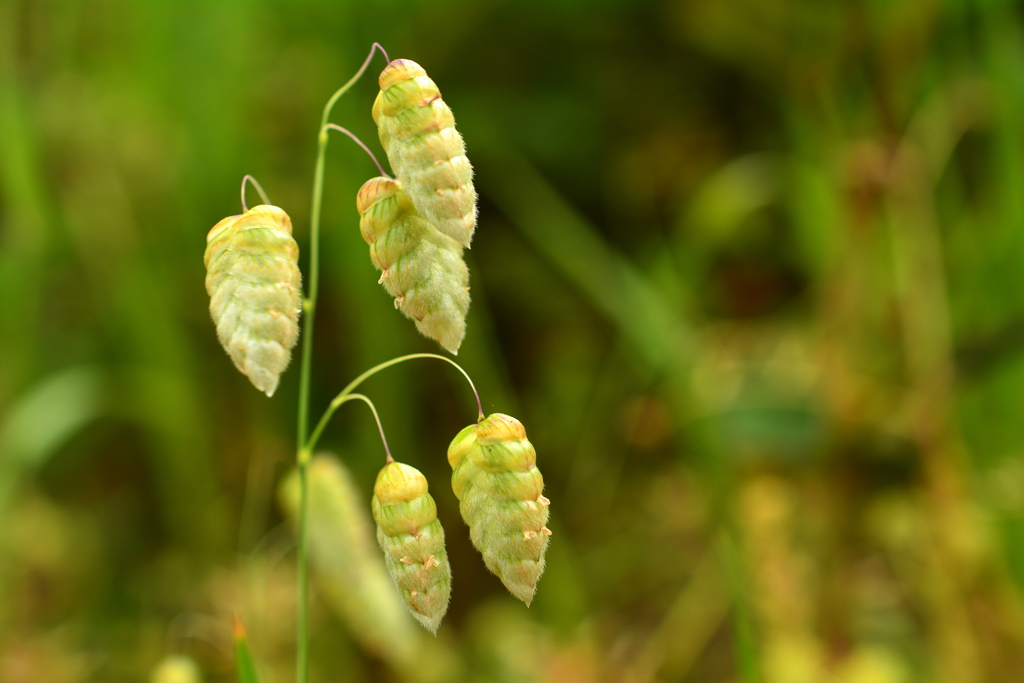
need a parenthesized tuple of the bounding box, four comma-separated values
(357, 176, 469, 354)
(279, 456, 418, 665)
(204, 205, 301, 396)
(373, 59, 477, 247)
(372, 461, 452, 633)
(447, 414, 551, 605)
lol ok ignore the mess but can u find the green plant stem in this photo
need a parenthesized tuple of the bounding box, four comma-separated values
(303, 353, 484, 459)
(293, 42, 390, 683)
(718, 530, 760, 683)
(295, 461, 309, 681)
(297, 41, 389, 463)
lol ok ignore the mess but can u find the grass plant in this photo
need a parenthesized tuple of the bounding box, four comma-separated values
(202, 44, 550, 681)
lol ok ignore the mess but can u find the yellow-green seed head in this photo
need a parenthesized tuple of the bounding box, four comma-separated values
(357, 177, 470, 354)
(447, 414, 551, 605)
(204, 204, 301, 396)
(372, 59, 477, 248)
(372, 462, 452, 633)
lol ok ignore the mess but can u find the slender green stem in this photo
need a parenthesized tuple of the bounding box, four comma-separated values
(718, 530, 761, 683)
(304, 353, 484, 457)
(293, 42, 390, 683)
(297, 41, 389, 456)
(296, 460, 309, 681)
(319, 42, 390, 129)
(293, 128, 323, 683)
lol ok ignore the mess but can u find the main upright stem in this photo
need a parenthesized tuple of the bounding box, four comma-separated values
(294, 42, 390, 683)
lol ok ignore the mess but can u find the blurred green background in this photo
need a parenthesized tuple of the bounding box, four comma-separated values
(4, 0, 1024, 681)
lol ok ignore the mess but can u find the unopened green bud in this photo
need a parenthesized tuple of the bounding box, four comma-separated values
(447, 414, 551, 605)
(204, 205, 301, 396)
(372, 461, 452, 633)
(357, 176, 470, 354)
(372, 59, 477, 248)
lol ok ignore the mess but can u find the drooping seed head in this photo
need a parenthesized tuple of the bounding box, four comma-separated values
(356, 176, 470, 354)
(372, 59, 477, 248)
(447, 414, 550, 605)
(204, 204, 301, 396)
(372, 461, 452, 633)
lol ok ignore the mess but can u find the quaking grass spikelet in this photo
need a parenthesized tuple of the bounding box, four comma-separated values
(447, 414, 551, 605)
(204, 205, 301, 396)
(373, 59, 477, 247)
(357, 176, 469, 354)
(372, 461, 452, 633)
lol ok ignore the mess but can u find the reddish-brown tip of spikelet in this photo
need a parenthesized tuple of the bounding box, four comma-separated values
(232, 615, 246, 640)
(379, 59, 427, 89)
(357, 177, 400, 214)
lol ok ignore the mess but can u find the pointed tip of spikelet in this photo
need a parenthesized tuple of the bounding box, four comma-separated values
(506, 580, 536, 606)
(412, 611, 443, 635)
(501, 558, 546, 606)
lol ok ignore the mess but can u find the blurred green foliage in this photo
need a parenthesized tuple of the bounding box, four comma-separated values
(4, 0, 1024, 681)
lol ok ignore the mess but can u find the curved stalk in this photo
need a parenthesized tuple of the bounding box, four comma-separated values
(240, 174, 270, 211)
(323, 123, 391, 179)
(302, 353, 484, 459)
(335, 393, 394, 463)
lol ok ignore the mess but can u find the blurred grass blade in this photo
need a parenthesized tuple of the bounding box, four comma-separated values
(0, 365, 104, 468)
(685, 154, 781, 242)
(0, 365, 104, 513)
(233, 617, 262, 683)
(479, 148, 689, 374)
(718, 531, 761, 683)
(627, 548, 729, 681)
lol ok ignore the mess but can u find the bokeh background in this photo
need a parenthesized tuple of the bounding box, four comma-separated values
(4, 0, 1024, 681)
